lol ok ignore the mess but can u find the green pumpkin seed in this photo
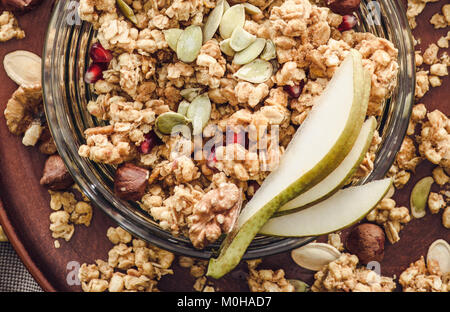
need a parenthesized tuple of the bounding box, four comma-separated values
(203, 0, 225, 43)
(180, 88, 202, 102)
(163, 28, 183, 52)
(233, 38, 266, 65)
(156, 112, 191, 135)
(219, 4, 245, 39)
(116, 0, 137, 24)
(186, 94, 211, 135)
(177, 100, 191, 116)
(410, 176, 434, 219)
(287, 279, 310, 292)
(260, 39, 277, 61)
(243, 3, 262, 15)
(234, 58, 273, 83)
(230, 27, 256, 52)
(177, 25, 203, 63)
(219, 38, 235, 57)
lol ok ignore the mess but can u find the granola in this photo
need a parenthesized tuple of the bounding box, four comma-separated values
(48, 188, 93, 244)
(79, 226, 174, 292)
(0, 11, 25, 42)
(399, 256, 449, 292)
(77, 0, 399, 249)
(311, 253, 396, 292)
(366, 197, 411, 244)
(247, 260, 295, 292)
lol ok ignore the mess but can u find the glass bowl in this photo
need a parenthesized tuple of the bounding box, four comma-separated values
(42, 0, 415, 259)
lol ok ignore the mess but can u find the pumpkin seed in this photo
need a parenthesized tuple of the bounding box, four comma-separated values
(219, 4, 245, 39)
(177, 25, 203, 63)
(260, 39, 277, 61)
(233, 59, 273, 83)
(163, 28, 183, 52)
(287, 279, 310, 292)
(230, 26, 256, 52)
(427, 239, 450, 274)
(233, 38, 266, 65)
(410, 176, 434, 219)
(219, 38, 235, 57)
(180, 88, 202, 102)
(177, 100, 191, 116)
(3, 50, 41, 87)
(223, 0, 230, 12)
(291, 243, 341, 271)
(203, 0, 225, 43)
(186, 94, 211, 135)
(116, 0, 137, 24)
(242, 3, 262, 15)
(155, 112, 191, 135)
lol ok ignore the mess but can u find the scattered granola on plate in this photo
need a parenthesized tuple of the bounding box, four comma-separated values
(79, 226, 174, 292)
(0, 11, 25, 42)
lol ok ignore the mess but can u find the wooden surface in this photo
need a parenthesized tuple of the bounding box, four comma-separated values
(0, 0, 449, 292)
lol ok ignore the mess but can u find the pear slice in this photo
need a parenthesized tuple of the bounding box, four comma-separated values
(275, 116, 377, 216)
(259, 178, 392, 237)
(206, 50, 367, 279)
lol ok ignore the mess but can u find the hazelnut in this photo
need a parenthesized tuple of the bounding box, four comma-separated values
(40, 154, 74, 191)
(1, 0, 43, 13)
(345, 223, 385, 265)
(114, 163, 149, 201)
(326, 0, 361, 15)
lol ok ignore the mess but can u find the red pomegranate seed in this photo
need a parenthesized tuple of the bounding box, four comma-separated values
(283, 81, 305, 98)
(338, 15, 358, 32)
(206, 146, 217, 168)
(84, 63, 104, 84)
(139, 131, 160, 154)
(89, 42, 113, 63)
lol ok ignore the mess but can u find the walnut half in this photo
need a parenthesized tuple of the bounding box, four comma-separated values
(188, 183, 242, 249)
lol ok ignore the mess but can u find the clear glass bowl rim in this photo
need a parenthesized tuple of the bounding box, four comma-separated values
(42, 0, 415, 259)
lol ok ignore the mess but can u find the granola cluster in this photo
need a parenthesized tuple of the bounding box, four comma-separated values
(247, 259, 295, 292)
(311, 253, 396, 292)
(366, 197, 411, 244)
(48, 187, 93, 245)
(0, 11, 25, 42)
(414, 39, 449, 100)
(77, 0, 399, 249)
(78, 226, 174, 292)
(399, 256, 449, 292)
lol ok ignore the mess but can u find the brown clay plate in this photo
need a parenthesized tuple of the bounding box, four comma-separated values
(0, 0, 449, 292)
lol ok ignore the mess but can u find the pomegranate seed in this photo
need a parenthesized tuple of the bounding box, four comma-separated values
(338, 15, 357, 32)
(89, 42, 113, 63)
(84, 63, 104, 84)
(139, 131, 160, 154)
(283, 81, 305, 98)
(206, 146, 217, 168)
